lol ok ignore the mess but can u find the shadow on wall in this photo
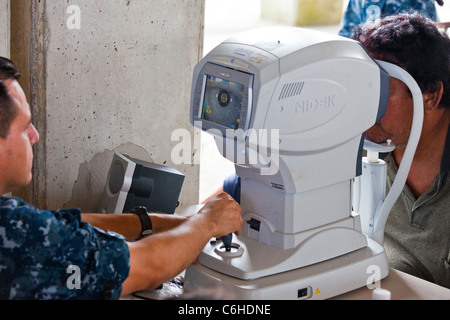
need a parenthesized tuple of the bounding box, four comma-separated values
(64, 142, 153, 213)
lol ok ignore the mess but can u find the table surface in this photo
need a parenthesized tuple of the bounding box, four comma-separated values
(333, 268, 450, 300)
(126, 268, 450, 300)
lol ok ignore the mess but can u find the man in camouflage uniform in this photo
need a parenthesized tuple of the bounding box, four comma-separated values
(0, 57, 243, 299)
(339, 0, 443, 38)
(0, 197, 130, 299)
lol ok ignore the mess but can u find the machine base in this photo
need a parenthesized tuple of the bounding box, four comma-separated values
(184, 238, 388, 300)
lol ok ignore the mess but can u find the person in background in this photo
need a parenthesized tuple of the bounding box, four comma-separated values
(0, 56, 243, 299)
(338, 0, 444, 38)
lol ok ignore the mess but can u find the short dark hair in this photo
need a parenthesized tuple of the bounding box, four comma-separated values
(0, 57, 21, 138)
(352, 13, 450, 108)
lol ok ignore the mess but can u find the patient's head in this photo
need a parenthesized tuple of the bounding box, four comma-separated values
(352, 13, 450, 109)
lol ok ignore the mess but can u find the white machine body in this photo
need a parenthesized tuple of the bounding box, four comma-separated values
(185, 27, 422, 299)
(353, 140, 396, 237)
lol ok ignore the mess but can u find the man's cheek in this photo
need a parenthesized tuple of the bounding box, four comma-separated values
(365, 125, 388, 143)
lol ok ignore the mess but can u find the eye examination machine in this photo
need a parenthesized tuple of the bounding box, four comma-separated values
(184, 26, 423, 300)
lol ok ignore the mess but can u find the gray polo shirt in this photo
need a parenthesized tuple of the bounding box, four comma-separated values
(384, 129, 450, 288)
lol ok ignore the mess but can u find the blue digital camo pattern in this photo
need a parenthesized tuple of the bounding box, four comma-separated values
(0, 197, 130, 300)
(339, 0, 439, 37)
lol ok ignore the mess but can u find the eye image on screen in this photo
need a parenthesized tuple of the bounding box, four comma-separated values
(201, 75, 244, 129)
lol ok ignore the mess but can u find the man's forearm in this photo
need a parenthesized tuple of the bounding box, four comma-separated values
(120, 192, 242, 295)
(81, 213, 189, 241)
(122, 213, 216, 295)
(82, 213, 142, 240)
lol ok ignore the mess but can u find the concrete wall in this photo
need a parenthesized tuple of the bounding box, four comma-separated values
(10, 0, 204, 212)
(0, 0, 9, 57)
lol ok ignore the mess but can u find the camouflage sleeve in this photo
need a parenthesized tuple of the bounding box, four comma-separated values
(0, 197, 130, 300)
(339, 0, 438, 38)
(382, 0, 438, 20)
(338, 0, 365, 38)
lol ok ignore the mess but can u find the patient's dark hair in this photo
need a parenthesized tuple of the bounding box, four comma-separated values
(352, 13, 450, 108)
(0, 57, 21, 138)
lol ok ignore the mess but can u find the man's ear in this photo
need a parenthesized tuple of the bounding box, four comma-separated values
(423, 81, 444, 114)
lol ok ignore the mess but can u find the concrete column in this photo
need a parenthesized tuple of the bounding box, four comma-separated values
(0, 0, 9, 58)
(10, 0, 204, 212)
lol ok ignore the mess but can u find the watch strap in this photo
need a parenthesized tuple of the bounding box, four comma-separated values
(130, 206, 153, 238)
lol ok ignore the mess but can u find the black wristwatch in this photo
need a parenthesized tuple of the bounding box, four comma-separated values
(130, 206, 153, 239)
